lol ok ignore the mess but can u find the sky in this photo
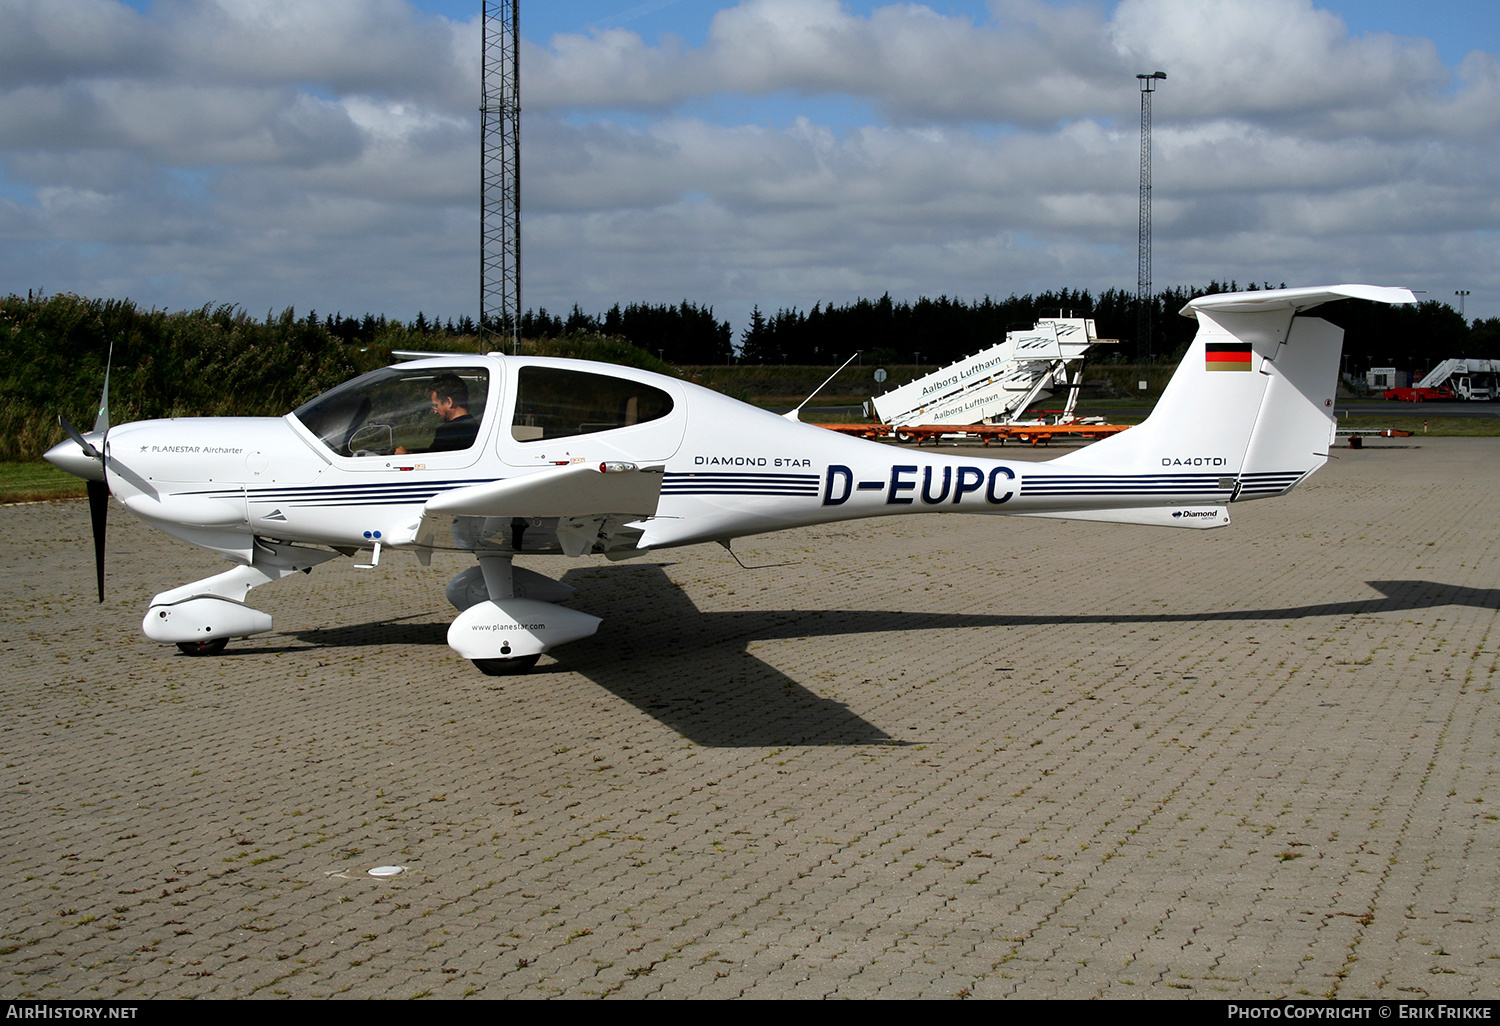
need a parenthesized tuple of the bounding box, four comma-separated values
(2, 0, 1498, 341)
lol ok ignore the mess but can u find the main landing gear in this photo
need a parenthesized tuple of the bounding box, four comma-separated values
(444, 553, 601, 676)
(473, 654, 541, 676)
(176, 638, 228, 657)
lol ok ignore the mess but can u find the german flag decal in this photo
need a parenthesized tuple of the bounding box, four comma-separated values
(1205, 342, 1253, 372)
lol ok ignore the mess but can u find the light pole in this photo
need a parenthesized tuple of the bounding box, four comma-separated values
(1136, 71, 1166, 366)
(1456, 290, 1470, 321)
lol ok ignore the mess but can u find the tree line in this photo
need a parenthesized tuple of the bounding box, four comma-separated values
(735, 284, 1499, 374)
(324, 301, 734, 365)
(343, 284, 1497, 373)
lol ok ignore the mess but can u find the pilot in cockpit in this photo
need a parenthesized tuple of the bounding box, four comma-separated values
(395, 372, 479, 454)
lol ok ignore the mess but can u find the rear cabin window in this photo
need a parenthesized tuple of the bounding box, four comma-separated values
(511, 366, 673, 442)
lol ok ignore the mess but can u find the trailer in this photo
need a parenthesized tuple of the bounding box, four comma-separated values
(819, 421, 1131, 447)
(1383, 386, 1455, 402)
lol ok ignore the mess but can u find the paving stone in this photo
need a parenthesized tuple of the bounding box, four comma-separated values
(3, 437, 1500, 998)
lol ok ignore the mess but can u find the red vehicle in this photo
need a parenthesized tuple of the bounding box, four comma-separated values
(1384, 386, 1455, 402)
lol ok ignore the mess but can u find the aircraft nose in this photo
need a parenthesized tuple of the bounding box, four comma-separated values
(44, 436, 106, 482)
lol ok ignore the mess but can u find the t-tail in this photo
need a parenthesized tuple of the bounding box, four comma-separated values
(1050, 284, 1416, 501)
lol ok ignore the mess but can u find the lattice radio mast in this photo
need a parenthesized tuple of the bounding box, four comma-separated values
(481, 0, 521, 354)
(1136, 71, 1165, 365)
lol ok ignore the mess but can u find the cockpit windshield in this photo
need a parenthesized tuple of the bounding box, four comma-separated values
(294, 367, 490, 457)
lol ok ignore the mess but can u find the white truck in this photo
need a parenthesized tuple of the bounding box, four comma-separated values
(1414, 358, 1499, 401)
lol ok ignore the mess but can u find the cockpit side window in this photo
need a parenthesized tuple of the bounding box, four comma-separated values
(511, 366, 674, 442)
(294, 367, 490, 456)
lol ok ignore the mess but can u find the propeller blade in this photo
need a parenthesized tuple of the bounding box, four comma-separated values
(59, 345, 116, 602)
(58, 414, 101, 460)
(87, 479, 108, 603)
(93, 339, 114, 435)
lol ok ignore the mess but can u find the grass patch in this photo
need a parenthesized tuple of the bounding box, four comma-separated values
(1335, 415, 1500, 437)
(0, 462, 86, 503)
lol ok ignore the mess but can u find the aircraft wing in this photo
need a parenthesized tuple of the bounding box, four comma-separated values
(424, 462, 664, 519)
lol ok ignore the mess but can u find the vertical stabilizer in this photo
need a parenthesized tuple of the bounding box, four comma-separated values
(1051, 285, 1416, 498)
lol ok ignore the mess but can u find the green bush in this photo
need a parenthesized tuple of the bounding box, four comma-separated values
(0, 293, 392, 461)
(0, 294, 678, 462)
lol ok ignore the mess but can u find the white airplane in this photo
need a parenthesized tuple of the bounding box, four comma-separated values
(46, 284, 1414, 674)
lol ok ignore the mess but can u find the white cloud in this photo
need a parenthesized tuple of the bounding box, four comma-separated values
(517, 0, 1500, 324)
(1110, 0, 1448, 122)
(0, 0, 160, 88)
(527, 0, 1130, 125)
(159, 0, 474, 101)
(0, 0, 1497, 330)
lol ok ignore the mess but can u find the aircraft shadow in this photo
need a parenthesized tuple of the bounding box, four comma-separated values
(269, 614, 449, 652)
(556, 565, 901, 748)
(561, 570, 1497, 642)
(270, 573, 1493, 747)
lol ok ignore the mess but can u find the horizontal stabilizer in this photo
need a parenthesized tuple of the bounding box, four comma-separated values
(1182, 284, 1416, 316)
(1013, 506, 1230, 529)
(424, 462, 664, 518)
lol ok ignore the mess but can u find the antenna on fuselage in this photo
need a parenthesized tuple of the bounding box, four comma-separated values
(716, 540, 795, 571)
(784, 351, 862, 422)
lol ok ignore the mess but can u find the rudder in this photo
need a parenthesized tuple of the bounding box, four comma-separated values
(1051, 285, 1415, 499)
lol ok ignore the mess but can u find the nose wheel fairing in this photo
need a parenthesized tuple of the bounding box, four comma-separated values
(141, 542, 341, 649)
